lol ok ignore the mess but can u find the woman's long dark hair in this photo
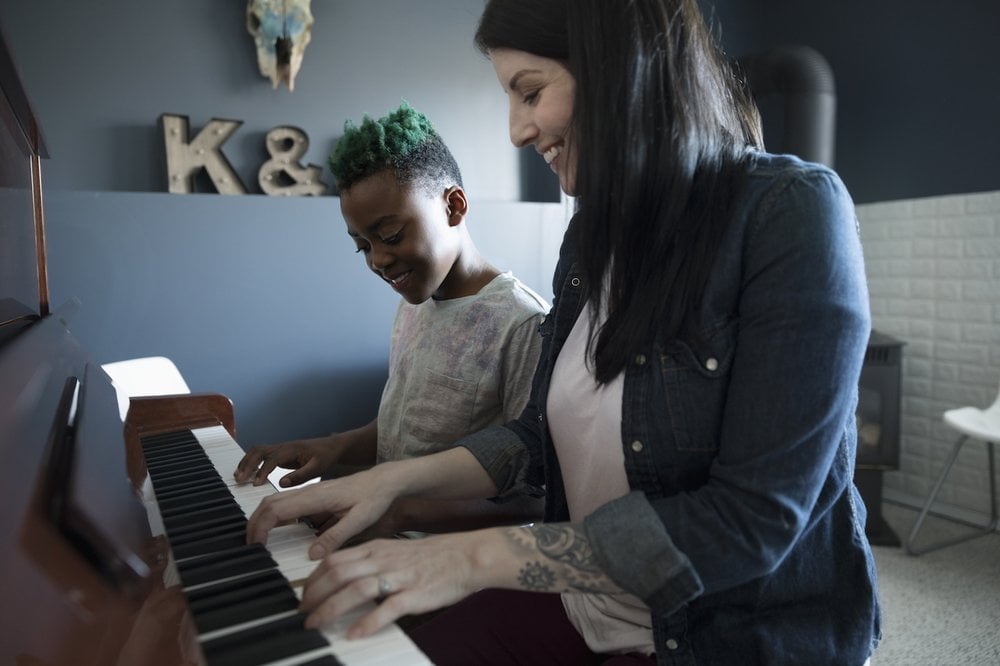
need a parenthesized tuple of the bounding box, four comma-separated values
(477, 0, 763, 383)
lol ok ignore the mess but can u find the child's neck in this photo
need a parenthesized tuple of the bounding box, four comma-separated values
(435, 248, 501, 300)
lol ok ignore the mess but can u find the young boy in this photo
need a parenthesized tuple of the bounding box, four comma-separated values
(234, 102, 547, 534)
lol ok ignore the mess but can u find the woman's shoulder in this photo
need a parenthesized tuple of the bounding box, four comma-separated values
(735, 151, 860, 258)
(745, 150, 849, 198)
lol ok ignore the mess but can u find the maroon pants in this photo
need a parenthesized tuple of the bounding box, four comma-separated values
(408, 589, 656, 666)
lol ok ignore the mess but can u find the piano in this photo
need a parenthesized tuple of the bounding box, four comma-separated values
(0, 27, 429, 666)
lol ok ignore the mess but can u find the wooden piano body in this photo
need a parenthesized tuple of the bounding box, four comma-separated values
(0, 27, 426, 666)
(0, 317, 239, 665)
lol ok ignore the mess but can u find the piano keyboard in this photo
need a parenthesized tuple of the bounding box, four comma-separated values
(140, 425, 432, 666)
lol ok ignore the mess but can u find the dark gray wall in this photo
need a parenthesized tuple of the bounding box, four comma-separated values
(0, 0, 522, 200)
(44, 192, 395, 444)
(42, 190, 565, 447)
(2, 1, 997, 446)
(0, 0, 569, 448)
(5, 1, 996, 205)
(706, 0, 1000, 204)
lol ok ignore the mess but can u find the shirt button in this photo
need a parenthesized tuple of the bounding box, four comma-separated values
(666, 638, 679, 650)
(635, 354, 646, 366)
(538, 412, 543, 423)
(631, 440, 643, 453)
(705, 357, 719, 371)
(570, 277, 581, 287)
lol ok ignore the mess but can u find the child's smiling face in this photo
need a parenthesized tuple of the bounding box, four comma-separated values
(341, 170, 463, 304)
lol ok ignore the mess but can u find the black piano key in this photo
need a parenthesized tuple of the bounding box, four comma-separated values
(297, 657, 345, 666)
(165, 520, 247, 546)
(162, 503, 245, 533)
(169, 519, 246, 545)
(152, 472, 221, 491)
(150, 473, 222, 497)
(146, 453, 215, 476)
(149, 466, 219, 487)
(193, 591, 300, 635)
(157, 486, 235, 513)
(172, 530, 251, 561)
(187, 571, 299, 634)
(160, 495, 240, 521)
(186, 568, 291, 611)
(143, 439, 208, 461)
(145, 450, 210, 469)
(146, 449, 210, 467)
(199, 613, 330, 666)
(143, 440, 208, 459)
(165, 513, 247, 541)
(177, 543, 278, 587)
(154, 476, 229, 500)
(171, 525, 248, 561)
(141, 430, 199, 447)
(143, 433, 200, 447)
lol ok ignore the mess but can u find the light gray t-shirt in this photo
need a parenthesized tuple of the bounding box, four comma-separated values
(376, 272, 548, 463)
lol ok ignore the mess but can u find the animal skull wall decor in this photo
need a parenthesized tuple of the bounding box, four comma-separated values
(246, 0, 313, 91)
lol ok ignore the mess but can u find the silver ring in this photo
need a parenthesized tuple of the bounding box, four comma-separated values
(377, 576, 392, 597)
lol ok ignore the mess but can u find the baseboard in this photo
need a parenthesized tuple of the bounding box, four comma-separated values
(883, 487, 1000, 532)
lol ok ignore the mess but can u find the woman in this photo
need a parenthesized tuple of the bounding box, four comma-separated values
(247, 0, 881, 663)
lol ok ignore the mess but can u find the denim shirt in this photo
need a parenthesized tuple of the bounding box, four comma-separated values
(459, 152, 881, 665)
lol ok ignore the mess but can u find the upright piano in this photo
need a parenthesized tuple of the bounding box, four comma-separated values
(0, 28, 428, 666)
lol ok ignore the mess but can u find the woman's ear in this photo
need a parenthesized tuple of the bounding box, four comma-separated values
(444, 186, 469, 226)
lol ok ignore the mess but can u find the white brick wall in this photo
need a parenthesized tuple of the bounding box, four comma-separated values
(857, 190, 1000, 524)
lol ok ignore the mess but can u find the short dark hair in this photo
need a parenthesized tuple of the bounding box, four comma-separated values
(328, 102, 463, 195)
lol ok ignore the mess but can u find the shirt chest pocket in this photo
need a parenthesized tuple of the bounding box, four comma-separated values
(404, 369, 478, 447)
(658, 321, 737, 452)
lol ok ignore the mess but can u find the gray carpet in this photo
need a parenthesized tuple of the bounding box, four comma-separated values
(870, 502, 1000, 665)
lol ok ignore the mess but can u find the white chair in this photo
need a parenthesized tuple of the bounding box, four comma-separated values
(905, 381, 1000, 555)
(101, 356, 191, 420)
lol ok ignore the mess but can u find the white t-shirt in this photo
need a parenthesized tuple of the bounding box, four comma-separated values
(377, 272, 547, 462)
(547, 301, 655, 656)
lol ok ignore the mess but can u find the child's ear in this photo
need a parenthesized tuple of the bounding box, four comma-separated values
(444, 186, 469, 227)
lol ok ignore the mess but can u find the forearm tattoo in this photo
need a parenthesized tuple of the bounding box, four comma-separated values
(506, 524, 613, 594)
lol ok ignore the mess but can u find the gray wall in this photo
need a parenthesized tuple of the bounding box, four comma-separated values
(43, 190, 567, 447)
(2, 0, 998, 446)
(0, 0, 570, 447)
(706, 0, 1000, 204)
(0, 0, 524, 200)
(4, 1, 997, 204)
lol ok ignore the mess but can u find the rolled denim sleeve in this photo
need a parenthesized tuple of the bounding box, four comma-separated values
(584, 491, 704, 614)
(458, 423, 543, 499)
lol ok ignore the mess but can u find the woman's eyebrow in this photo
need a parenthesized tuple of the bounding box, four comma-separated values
(508, 69, 542, 92)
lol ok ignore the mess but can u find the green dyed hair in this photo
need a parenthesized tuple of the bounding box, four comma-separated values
(328, 102, 463, 195)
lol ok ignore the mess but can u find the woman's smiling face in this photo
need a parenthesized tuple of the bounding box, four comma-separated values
(489, 48, 577, 196)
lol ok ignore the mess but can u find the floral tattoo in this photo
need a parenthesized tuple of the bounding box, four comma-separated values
(518, 561, 556, 591)
(506, 524, 610, 593)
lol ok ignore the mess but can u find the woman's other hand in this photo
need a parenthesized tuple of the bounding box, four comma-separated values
(246, 466, 398, 559)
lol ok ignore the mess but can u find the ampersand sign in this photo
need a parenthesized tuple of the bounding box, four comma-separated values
(258, 126, 327, 196)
